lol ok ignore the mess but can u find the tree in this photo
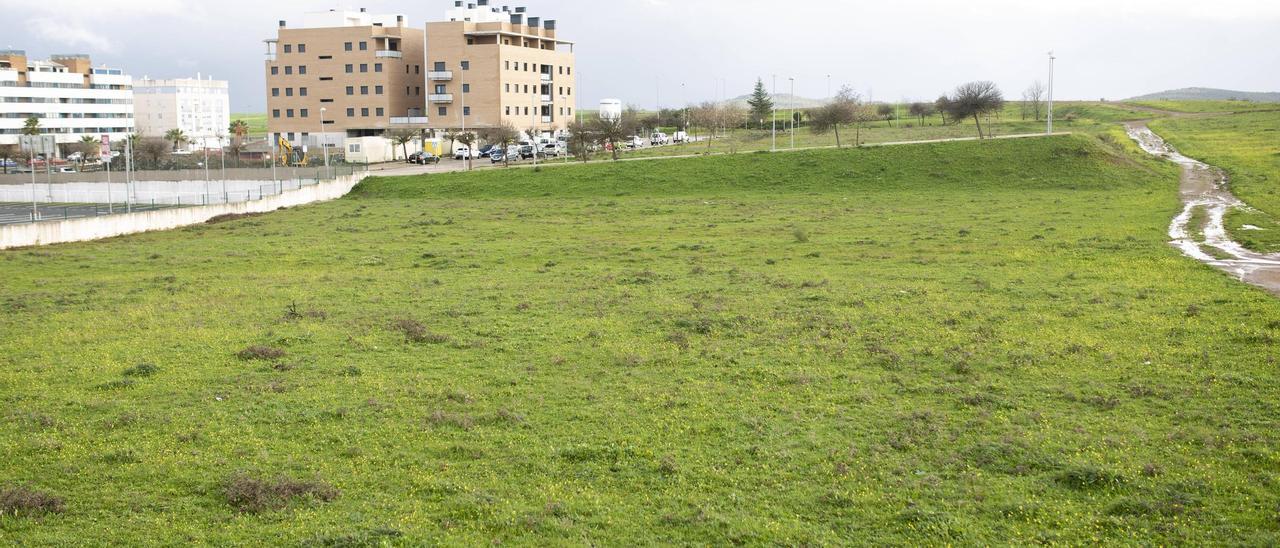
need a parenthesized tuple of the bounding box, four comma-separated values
(908, 102, 935, 126)
(136, 137, 171, 169)
(588, 107, 640, 161)
(77, 135, 99, 168)
(478, 121, 520, 167)
(164, 128, 188, 151)
(943, 81, 1005, 139)
(442, 130, 459, 158)
(876, 104, 896, 127)
(385, 128, 417, 162)
(455, 131, 477, 170)
(1022, 81, 1046, 121)
(564, 120, 595, 163)
(21, 117, 40, 136)
(809, 86, 860, 148)
(229, 119, 250, 140)
(746, 78, 774, 129)
(688, 102, 721, 148)
(0, 144, 17, 174)
(935, 95, 952, 125)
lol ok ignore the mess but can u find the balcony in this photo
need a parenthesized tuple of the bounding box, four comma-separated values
(540, 94, 553, 103)
(428, 94, 453, 103)
(265, 53, 276, 61)
(427, 71, 453, 81)
(540, 73, 551, 81)
(540, 116, 552, 123)
(375, 50, 403, 59)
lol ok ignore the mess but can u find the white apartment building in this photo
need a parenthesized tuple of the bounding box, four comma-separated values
(0, 51, 134, 151)
(134, 74, 231, 150)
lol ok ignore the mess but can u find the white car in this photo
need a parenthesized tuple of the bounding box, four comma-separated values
(453, 146, 481, 160)
(625, 136, 644, 149)
(650, 132, 669, 146)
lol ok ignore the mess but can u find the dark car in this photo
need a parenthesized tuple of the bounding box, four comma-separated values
(415, 152, 441, 165)
(489, 149, 506, 163)
(519, 145, 535, 159)
(476, 144, 497, 157)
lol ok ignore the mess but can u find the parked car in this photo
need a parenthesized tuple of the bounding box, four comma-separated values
(453, 146, 480, 160)
(476, 144, 497, 157)
(650, 132, 670, 146)
(415, 152, 440, 165)
(672, 131, 690, 143)
(625, 136, 644, 149)
(518, 144, 535, 159)
(56, 167, 76, 173)
(0, 159, 17, 168)
(489, 149, 506, 163)
(406, 152, 424, 164)
(541, 143, 562, 157)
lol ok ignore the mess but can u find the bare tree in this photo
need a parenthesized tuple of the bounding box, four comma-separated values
(455, 131, 477, 170)
(809, 86, 861, 148)
(943, 81, 1005, 139)
(565, 120, 595, 163)
(876, 104, 896, 127)
(478, 121, 520, 167)
(136, 137, 171, 169)
(908, 102, 935, 126)
(384, 128, 418, 161)
(1023, 81, 1046, 121)
(588, 108, 640, 161)
(934, 95, 952, 125)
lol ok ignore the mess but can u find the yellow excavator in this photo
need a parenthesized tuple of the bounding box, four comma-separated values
(277, 136, 309, 167)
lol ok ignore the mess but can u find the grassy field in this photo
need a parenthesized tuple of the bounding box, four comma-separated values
(1150, 111, 1280, 251)
(231, 113, 269, 138)
(1130, 100, 1280, 114)
(3, 134, 1280, 545)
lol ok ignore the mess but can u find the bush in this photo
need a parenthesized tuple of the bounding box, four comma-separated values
(237, 345, 286, 361)
(392, 319, 450, 344)
(122, 363, 159, 377)
(1053, 465, 1126, 490)
(222, 473, 338, 513)
(0, 485, 65, 516)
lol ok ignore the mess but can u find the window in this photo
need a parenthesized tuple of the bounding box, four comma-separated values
(345, 64, 353, 73)
(345, 86, 354, 95)
(285, 88, 293, 97)
(349, 143, 361, 153)
(359, 64, 367, 73)
(433, 61, 445, 71)
(406, 86, 411, 95)
(299, 87, 308, 96)
(505, 83, 510, 92)
(346, 108, 354, 117)
(320, 98, 333, 103)
(319, 55, 332, 60)
(415, 86, 421, 95)
(286, 109, 294, 118)
(558, 86, 562, 95)
(298, 44, 306, 53)
(505, 106, 511, 115)
(361, 107, 369, 116)
(463, 106, 470, 116)
(406, 65, 411, 74)
(568, 107, 573, 115)
(415, 65, 420, 74)
(505, 61, 510, 70)
(299, 65, 307, 75)
(374, 63, 382, 73)
(438, 106, 447, 116)
(300, 108, 308, 118)
(272, 109, 280, 118)
(462, 83, 470, 93)
(284, 66, 292, 75)
(283, 44, 292, 53)
(567, 67, 571, 75)
(461, 61, 469, 70)
(558, 66, 563, 75)
(523, 84, 529, 93)
(360, 85, 368, 95)
(523, 62, 528, 71)
(466, 37, 474, 45)
(375, 85, 383, 95)
(359, 41, 367, 51)
(344, 42, 352, 51)
(434, 84, 445, 94)
(567, 87, 572, 95)
(320, 77, 333, 81)
(376, 107, 384, 116)
(272, 88, 280, 97)
(270, 66, 279, 75)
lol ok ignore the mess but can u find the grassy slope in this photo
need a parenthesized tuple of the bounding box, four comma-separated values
(1131, 100, 1280, 113)
(1151, 111, 1280, 252)
(231, 113, 269, 138)
(3, 136, 1280, 545)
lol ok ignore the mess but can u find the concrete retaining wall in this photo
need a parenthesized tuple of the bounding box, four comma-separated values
(1, 171, 367, 249)
(0, 179, 323, 205)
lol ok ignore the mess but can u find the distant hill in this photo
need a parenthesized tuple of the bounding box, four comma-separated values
(1128, 87, 1280, 103)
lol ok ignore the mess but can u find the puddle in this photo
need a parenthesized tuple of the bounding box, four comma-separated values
(1126, 123, 1280, 294)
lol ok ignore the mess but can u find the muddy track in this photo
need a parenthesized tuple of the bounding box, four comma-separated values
(1126, 122, 1280, 295)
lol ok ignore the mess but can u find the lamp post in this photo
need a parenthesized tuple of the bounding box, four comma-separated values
(789, 77, 795, 149)
(561, 94, 569, 164)
(319, 107, 329, 174)
(218, 132, 226, 201)
(1047, 51, 1056, 135)
(771, 74, 777, 152)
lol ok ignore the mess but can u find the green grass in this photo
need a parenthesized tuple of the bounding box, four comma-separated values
(3, 135, 1280, 544)
(1150, 111, 1280, 251)
(231, 113, 269, 138)
(1130, 100, 1280, 113)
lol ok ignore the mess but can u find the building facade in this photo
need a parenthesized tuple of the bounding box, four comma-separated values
(0, 51, 134, 150)
(134, 75, 230, 150)
(264, 9, 426, 152)
(426, 1, 577, 137)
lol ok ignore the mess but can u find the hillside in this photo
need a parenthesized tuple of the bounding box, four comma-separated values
(1128, 87, 1280, 103)
(3, 136, 1279, 545)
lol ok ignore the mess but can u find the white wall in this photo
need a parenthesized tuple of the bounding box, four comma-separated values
(1, 171, 367, 249)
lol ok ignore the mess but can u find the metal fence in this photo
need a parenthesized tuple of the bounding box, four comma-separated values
(0, 166, 359, 225)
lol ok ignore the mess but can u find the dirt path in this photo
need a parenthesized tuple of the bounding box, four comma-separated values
(1126, 122, 1280, 294)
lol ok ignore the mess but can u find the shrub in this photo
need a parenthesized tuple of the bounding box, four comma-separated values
(0, 485, 65, 516)
(237, 345, 286, 361)
(303, 528, 403, 547)
(222, 473, 338, 513)
(793, 227, 810, 243)
(392, 319, 450, 344)
(122, 363, 159, 377)
(1053, 465, 1126, 490)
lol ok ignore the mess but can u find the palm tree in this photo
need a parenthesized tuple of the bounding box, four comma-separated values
(164, 128, 188, 152)
(228, 120, 250, 140)
(78, 135, 98, 168)
(21, 117, 40, 136)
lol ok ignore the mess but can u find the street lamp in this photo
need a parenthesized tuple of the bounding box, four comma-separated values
(1047, 51, 1056, 135)
(771, 74, 777, 152)
(561, 94, 569, 164)
(789, 77, 795, 149)
(319, 107, 329, 172)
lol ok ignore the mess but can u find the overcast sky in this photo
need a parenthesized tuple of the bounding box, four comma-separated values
(6, 0, 1279, 112)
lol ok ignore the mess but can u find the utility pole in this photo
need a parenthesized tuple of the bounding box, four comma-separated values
(1047, 51, 1056, 135)
(771, 74, 777, 152)
(103, 135, 112, 214)
(789, 77, 795, 149)
(319, 108, 329, 175)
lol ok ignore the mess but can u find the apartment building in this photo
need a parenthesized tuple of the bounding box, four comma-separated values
(134, 74, 230, 150)
(264, 9, 426, 151)
(0, 51, 134, 150)
(426, 1, 576, 137)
